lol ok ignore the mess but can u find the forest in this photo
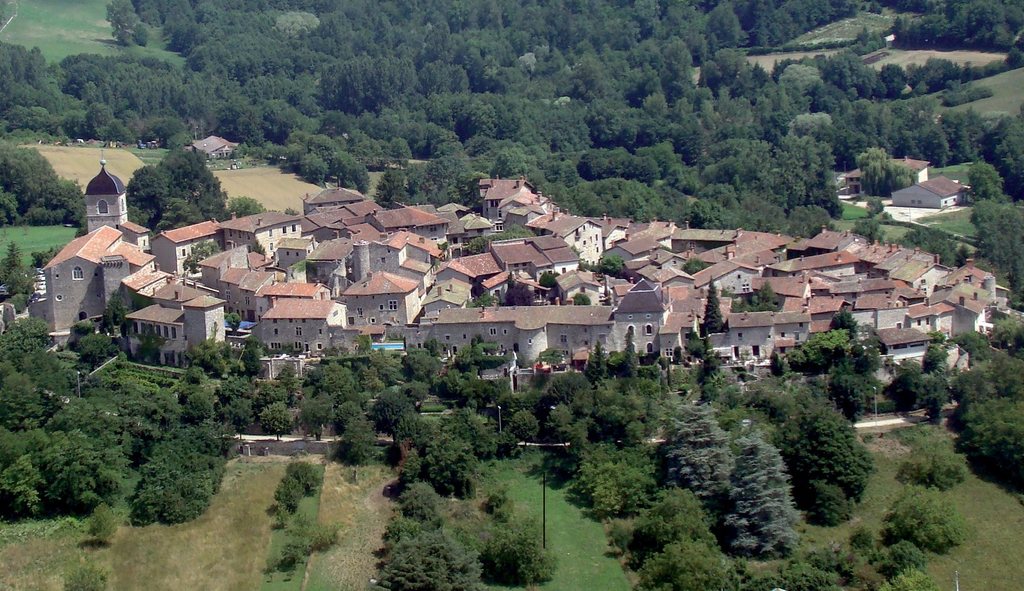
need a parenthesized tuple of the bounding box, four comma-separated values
(1, 0, 1023, 235)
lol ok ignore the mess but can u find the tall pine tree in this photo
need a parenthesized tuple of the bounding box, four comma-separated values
(585, 341, 608, 383)
(702, 284, 724, 336)
(725, 432, 800, 558)
(663, 404, 733, 505)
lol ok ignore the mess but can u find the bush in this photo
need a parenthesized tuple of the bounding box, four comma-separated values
(274, 476, 304, 514)
(807, 480, 852, 526)
(848, 526, 875, 553)
(284, 462, 321, 495)
(483, 486, 513, 522)
(875, 540, 927, 579)
(480, 517, 555, 586)
(398, 481, 442, 525)
(882, 486, 966, 554)
(896, 447, 967, 491)
(86, 503, 119, 544)
(308, 523, 340, 552)
(64, 562, 107, 591)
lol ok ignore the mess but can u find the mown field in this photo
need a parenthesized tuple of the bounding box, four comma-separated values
(0, 225, 77, 263)
(0, 0, 182, 63)
(484, 454, 632, 591)
(929, 163, 972, 183)
(948, 68, 1024, 116)
(841, 201, 869, 220)
(833, 219, 910, 240)
(0, 460, 285, 591)
(30, 145, 145, 188)
(261, 463, 326, 591)
(305, 464, 394, 591)
(865, 49, 1006, 69)
(746, 49, 840, 70)
(802, 426, 1024, 591)
(213, 167, 323, 212)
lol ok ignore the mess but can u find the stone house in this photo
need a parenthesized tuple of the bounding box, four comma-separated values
(305, 239, 353, 295)
(126, 295, 226, 366)
(527, 212, 605, 264)
(877, 327, 930, 362)
(366, 206, 449, 243)
(302, 187, 368, 215)
(151, 221, 222, 276)
(218, 212, 303, 257)
(255, 299, 347, 355)
(342, 272, 422, 327)
(189, 135, 238, 158)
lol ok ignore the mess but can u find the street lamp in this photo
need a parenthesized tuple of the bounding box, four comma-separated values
(873, 385, 878, 422)
(497, 404, 502, 433)
(76, 371, 81, 398)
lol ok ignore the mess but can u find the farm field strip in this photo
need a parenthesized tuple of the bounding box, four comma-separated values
(213, 168, 323, 213)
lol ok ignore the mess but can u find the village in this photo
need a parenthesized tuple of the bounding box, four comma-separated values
(29, 152, 997, 376)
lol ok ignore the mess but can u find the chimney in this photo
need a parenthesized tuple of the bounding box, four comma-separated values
(231, 212, 237, 219)
(959, 296, 965, 306)
(973, 291, 978, 301)
(966, 258, 975, 268)
(726, 245, 735, 260)
(555, 297, 560, 306)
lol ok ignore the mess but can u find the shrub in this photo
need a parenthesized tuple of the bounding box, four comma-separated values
(897, 448, 967, 491)
(480, 517, 555, 586)
(285, 462, 321, 495)
(86, 503, 119, 544)
(807, 480, 852, 526)
(274, 476, 304, 514)
(398, 481, 442, 525)
(882, 486, 966, 554)
(483, 486, 513, 522)
(309, 523, 340, 552)
(848, 526, 875, 553)
(64, 562, 107, 591)
(875, 540, 927, 579)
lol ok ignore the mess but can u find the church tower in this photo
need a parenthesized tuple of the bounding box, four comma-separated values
(85, 159, 129, 233)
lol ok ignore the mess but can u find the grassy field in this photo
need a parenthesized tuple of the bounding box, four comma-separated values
(261, 463, 325, 591)
(0, 0, 182, 63)
(31, 145, 145, 188)
(110, 460, 285, 591)
(802, 426, 1024, 591)
(949, 68, 1024, 117)
(0, 225, 77, 263)
(792, 12, 894, 46)
(865, 49, 1006, 70)
(919, 208, 976, 237)
(484, 454, 631, 591)
(746, 49, 840, 70)
(833, 219, 910, 240)
(213, 167, 323, 212)
(930, 163, 972, 183)
(0, 460, 286, 591)
(305, 464, 395, 591)
(841, 202, 869, 220)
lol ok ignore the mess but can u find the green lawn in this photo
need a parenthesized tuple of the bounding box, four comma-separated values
(1, 0, 183, 63)
(802, 426, 1024, 591)
(841, 202, 869, 220)
(833, 219, 909, 240)
(484, 454, 631, 591)
(948, 68, 1024, 117)
(126, 147, 169, 166)
(260, 463, 325, 591)
(0, 225, 77, 265)
(919, 208, 976, 238)
(929, 163, 972, 183)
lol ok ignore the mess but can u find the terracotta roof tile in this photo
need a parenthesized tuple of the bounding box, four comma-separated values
(218, 212, 301, 233)
(158, 221, 221, 244)
(262, 299, 342, 320)
(343, 272, 418, 296)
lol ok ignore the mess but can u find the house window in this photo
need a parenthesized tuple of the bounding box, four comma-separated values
(379, 304, 385, 311)
(55, 294, 63, 301)
(644, 324, 653, 335)
(369, 317, 376, 324)
(97, 199, 108, 214)
(317, 343, 323, 350)
(738, 332, 743, 339)
(560, 334, 568, 344)
(274, 328, 279, 335)
(357, 308, 363, 317)
(171, 327, 176, 339)
(270, 342, 281, 349)
(388, 300, 398, 311)
(646, 342, 654, 354)
(528, 338, 533, 345)
(645, 314, 651, 319)
(445, 335, 450, 341)
(72, 267, 84, 280)
(490, 328, 497, 336)
(296, 327, 302, 336)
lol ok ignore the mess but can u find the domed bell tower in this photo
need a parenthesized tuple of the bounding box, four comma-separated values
(85, 158, 128, 233)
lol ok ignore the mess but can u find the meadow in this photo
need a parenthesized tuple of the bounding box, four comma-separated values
(919, 208, 976, 238)
(865, 49, 1006, 69)
(213, 167, 323, 212)
(792, 12, 895, 46)
(0, 0, 183, 63)
(801, 426, 1024, 591)
(0, 225, 77, 263)
(948, 68, 1024, 117)
(260, 463, 325, 591)
(0, 460, 286, 591)
(483, 454, 632, 591)
(746, 49, 840, 70)
(30, 145, 145, 188)
(305, 464, 395, 591)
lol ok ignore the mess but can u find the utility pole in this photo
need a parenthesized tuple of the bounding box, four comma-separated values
(76, 371, 81, 398)
(497, 405, 503, 433)
(954, 570, 960, 591)
(542, 468, 547, 549)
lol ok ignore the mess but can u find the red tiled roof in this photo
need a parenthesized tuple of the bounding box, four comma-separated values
(45, 226, 123, 268)
(158, 220, 220, 244)
(382, 230, 442, 258)
(916, 176, 966, 197)
(304, 187, 366, 205)
(127, 304, 184, 324)
(110, 242, 155, 267)
(343, 272, 418, 296)
(119, 221, 150, 234)
(444, 253, 502, 278)
(122, 270, 172, 292)
(370, 207, 448, 230)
